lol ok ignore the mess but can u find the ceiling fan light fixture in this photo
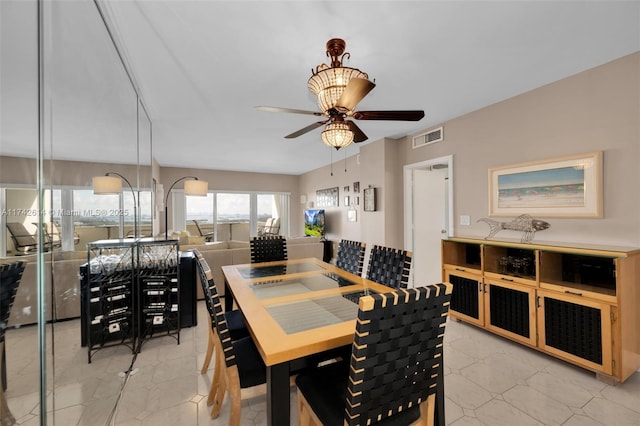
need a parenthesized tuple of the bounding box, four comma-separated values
(308, 66, 368, 113)
(321, 122, 354, 150)
(308, 38, 368, 113)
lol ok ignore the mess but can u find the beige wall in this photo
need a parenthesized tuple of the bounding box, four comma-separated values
(298, 154, 362, 252)
(298, 138, 405, 254)
(160, 166, 301, 236)
(395, 52, 639, 247)
(300, 52, 640, 249)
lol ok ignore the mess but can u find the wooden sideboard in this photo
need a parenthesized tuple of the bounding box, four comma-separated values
(442, 237, 640, 383)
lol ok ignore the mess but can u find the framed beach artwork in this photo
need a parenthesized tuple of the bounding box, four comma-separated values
(488, 151, 603, 218)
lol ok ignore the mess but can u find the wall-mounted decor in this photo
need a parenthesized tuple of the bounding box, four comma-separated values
(353, 181, 360, 193)
(364, 187, 376, 212)
(344, 196, 350, 207)
(344, 185, 350, 193)
(348, 209, 357, 222)
(354, 196, 359, 206)
(489, 151, 602, 218)
(316, 187, 339, 207)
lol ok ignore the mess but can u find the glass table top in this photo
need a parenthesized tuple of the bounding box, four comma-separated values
(237, 261, 325, 279)
(249, 273, 358, 299)
(266, 289, 378, 334)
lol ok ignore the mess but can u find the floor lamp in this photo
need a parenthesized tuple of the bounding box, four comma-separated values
(93, 172, 138, 239)
(164, 176, 208, 240)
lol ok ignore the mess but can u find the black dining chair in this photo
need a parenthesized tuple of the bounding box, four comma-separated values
(192, 250, 248, 379)
(1, 261, 26, 426)
(206, 263, 267, 424)
(250, 235, 288, 263)
(335, 239, 366, 276)
(366, 245, 412, 289)
(296, 283, 452, 426)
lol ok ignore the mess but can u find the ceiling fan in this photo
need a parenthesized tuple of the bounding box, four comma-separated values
(257, 38, 425, 149)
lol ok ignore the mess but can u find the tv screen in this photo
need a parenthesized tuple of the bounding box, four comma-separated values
(304, 209, 325, 237)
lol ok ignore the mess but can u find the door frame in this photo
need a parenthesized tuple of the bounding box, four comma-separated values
(403, 155, 454, 253)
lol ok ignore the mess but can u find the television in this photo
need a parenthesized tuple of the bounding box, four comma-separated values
(304, 209, 325, 237)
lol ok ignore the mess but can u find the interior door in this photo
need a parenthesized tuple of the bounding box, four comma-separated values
(412, 169, 446, 287)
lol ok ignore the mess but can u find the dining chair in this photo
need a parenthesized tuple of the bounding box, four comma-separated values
(192, 250, 248, 376)
(206, 263, 267, 424)
(335, 239, 366, 276)
(296, 283, 453, 426)
(366, 245, 412, 289)
(250, 235, 288, 263)
(1, 261, 26, 426)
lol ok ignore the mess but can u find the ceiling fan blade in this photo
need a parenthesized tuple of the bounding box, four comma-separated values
(346, 121, 368, 143)
(352, 110, 425, 121)
(284, 121, 328, 139)
(256, 106, 323, 116)
(335, 78, 376, 111)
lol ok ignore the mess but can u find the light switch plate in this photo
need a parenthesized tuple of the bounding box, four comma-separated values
(460, 215, 471, 226)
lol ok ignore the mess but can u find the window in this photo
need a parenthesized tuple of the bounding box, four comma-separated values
(184, 192, 289, 241)
(73, 188, 152, 239)
(217, 193, 250, 241)
(186, 193, 214, 238)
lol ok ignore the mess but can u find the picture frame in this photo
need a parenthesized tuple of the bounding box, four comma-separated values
(344, 196, 350, 207)
(344, 185, 350, 193)
(354, 196, 359, 206)
(316, 187, 339, 207)
(364, 187, 376, 212)
(353, 181, 360, 193)
(348, 209, 357, 222)
(488, 151, 603, 218)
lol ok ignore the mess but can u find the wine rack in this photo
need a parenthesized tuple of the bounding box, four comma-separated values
(84, 238, 179, 363)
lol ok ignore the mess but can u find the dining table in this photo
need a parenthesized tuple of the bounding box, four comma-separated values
(222, 257, 446, 426)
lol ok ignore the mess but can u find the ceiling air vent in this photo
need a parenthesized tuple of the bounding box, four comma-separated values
(412, 126, 443, 149)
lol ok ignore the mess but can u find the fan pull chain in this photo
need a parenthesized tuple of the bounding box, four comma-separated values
(344, 149, 347, 173)
(330, 148, 333, 176)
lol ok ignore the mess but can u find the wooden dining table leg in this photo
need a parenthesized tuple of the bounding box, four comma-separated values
(267, 362, 290, 426)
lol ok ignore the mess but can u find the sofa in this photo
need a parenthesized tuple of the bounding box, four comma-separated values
(0, 251, 86, 327)
(180, 236, 324, 298)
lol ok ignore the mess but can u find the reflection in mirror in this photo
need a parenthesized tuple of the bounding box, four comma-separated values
(138, 99, 153, 236)
(1, 0, 150, 423)
(1, 0, 42, 423)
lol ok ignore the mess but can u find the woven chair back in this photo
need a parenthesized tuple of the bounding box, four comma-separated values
(336, 240, 366, 276)
(366, 245, 412, 289)
(192, 250, 217, 323)
(198, 266, 238, 370)
(250, 235, 288, 263)
(0, 261, 26, 341)
(345, 284, 452, 425)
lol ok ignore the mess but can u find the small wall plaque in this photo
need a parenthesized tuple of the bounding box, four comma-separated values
(364, 187, 376, 212)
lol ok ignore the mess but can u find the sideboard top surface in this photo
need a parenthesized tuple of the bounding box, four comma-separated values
(447, 236, 640, 258)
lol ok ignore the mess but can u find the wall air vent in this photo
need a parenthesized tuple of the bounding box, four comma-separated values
(412, 126, 443, 149)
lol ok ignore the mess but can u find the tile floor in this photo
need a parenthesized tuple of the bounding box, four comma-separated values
(4, 301, 640, 425)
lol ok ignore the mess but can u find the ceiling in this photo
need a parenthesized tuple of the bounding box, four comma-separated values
(2, 1, 639, 176)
